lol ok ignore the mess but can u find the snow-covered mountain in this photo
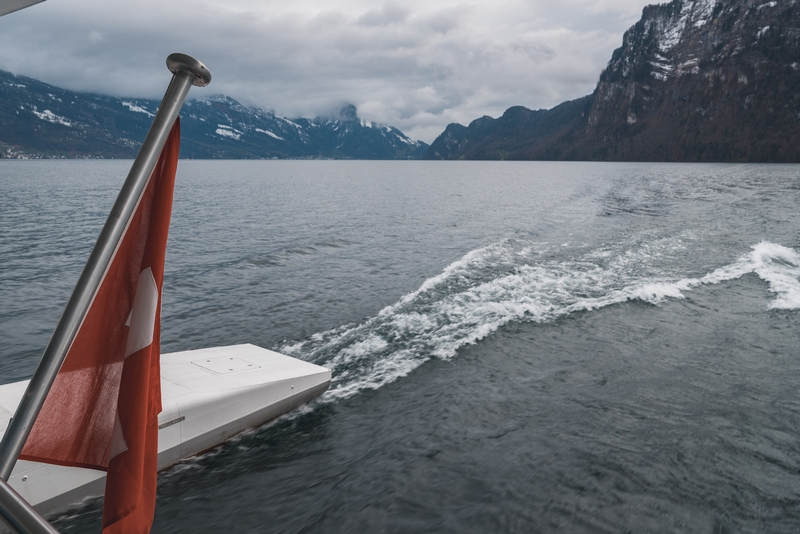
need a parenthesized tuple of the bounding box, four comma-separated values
(0, 72, 428, 159)
(426, 0, 800, 162)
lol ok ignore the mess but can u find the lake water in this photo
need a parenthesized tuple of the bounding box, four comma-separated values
(2, 160, 800, 533)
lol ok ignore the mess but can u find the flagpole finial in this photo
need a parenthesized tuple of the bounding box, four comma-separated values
(166, 53, 212, 87)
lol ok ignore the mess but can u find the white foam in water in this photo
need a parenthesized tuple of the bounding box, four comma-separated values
(281, 240, 800, 404)
(748, 241, 800, 309)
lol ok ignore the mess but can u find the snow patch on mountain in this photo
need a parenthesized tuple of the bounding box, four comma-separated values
(280, 117, 303, 129)
(255, 128, 284, 140)
(122, 102, 154, 117)
(394, 132, 418, 146)
(658, 0, 716, 53)
(31, 109, 72, 127)
(215, 125, 242, 140)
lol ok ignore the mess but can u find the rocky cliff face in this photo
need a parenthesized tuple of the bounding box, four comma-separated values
(586, 0, 800, 161)
(426, 0, 800, 162)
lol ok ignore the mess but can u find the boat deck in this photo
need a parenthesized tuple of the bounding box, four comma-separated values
(0, 344, 330, 515)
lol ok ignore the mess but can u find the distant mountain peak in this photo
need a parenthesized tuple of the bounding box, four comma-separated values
(314, 103, 360, 124)
(337, 103, 358, 122)
(198, 93, 237, 103)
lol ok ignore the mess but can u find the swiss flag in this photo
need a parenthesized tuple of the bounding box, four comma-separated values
(20, 119, 181, 533)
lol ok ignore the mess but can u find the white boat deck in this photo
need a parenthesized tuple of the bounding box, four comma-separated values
(0, 344, 330, 515)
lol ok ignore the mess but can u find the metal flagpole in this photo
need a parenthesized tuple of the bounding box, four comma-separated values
(0, 54, 211, 489)
(0, 480, 58, 534)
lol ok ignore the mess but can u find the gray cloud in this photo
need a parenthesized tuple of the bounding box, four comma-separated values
(0, 0, 652, 142)
(357, 3, 412, 27)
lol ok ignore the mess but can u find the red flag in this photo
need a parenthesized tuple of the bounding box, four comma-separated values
(20, 119, 181, 533)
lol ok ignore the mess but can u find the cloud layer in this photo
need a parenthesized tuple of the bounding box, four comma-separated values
(0, 0, 652, 142)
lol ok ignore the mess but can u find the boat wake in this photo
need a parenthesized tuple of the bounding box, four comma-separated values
(280, 239, 800, 404)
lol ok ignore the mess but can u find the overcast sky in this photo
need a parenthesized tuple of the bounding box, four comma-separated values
(0, 0, 653, 142)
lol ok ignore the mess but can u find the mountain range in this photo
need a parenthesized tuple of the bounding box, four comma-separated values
(425, 0, 800, 162)
(3, 0, 795, 163)
(0, 72, 428, 160)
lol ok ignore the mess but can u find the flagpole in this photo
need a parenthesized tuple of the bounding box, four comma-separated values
(0, 54, 211, 484)
(0, 479, 58, 534)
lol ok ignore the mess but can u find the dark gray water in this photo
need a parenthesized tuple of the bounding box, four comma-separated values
(2, 160, 800, 532)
